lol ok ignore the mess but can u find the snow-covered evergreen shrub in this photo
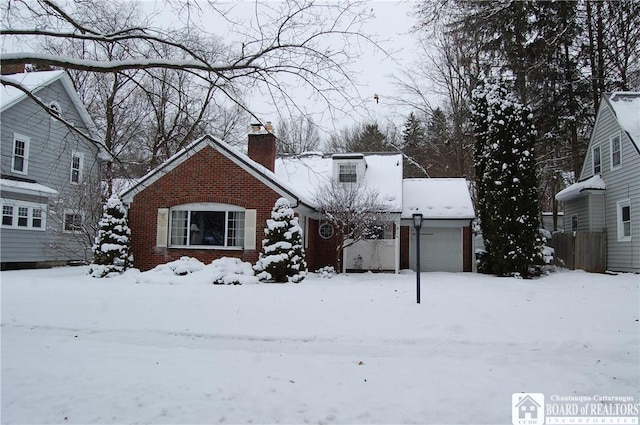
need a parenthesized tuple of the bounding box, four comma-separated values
(151, 256, 205, 275)
(471, 80, 544, 277)
(254, 198, 307, 283)
(315, 266, 336, 279)
(88, 194, 133, 278)
(210, 258, 258, 285)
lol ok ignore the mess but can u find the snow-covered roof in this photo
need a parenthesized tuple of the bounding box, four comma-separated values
(0, 178, 58, 196)
(607, 92, 640, 153)
(555, 174, 606, 202)
(402, 178, 475, 220)
(0, 70, 66, 111)
(274, 152, 404, 211)
(120, 135, 307, 207)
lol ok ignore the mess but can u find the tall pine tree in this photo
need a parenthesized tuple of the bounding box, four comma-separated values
(254, 198, 307, 283)
(471, 80, 543, 277)
(88, 194, 133, 278)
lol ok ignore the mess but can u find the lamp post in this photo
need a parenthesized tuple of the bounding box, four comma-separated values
(413, 213, 423, 304)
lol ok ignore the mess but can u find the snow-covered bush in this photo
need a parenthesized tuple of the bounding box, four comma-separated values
(315, 266, 336, 279)
(254, 198, 307, 283)
(150, 256, 206, 275)
(210, 257, 258, 285)
(88, 194, 133, 278)
(137, 256, 258, 285)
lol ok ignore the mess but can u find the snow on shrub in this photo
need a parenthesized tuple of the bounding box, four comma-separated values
(151, 256, 206, 276)
(314, 266, 336, 279)
(88, 194, 133, 278)
(209, 257, 258, 285)
(254, 198, 307, 283)
(135, 256, 258, 285)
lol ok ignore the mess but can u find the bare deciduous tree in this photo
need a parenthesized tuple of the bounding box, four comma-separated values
(314, 179, 391, 272)
(1, 0, 380, 145)
(276, 115, 321, 154)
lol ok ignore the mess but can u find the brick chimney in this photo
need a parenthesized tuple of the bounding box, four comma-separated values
(1, 63, 26, 75)
(247, 122, 276, 172)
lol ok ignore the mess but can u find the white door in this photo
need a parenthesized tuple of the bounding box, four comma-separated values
(409, 228, 462, 272)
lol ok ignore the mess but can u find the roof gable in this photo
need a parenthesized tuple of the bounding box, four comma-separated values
(1, 70, 103, 156)
(604, 92, 640, 154)
(120, 135, 305, 206)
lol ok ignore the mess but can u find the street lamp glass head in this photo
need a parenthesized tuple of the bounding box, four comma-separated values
(412, 213, 423, 229)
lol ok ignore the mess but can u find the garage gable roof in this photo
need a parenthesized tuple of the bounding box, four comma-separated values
(402, 178, 475, 220)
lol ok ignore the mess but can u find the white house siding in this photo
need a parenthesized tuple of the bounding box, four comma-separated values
(1, 78, 101, 264)
(579, 102, 640, 273)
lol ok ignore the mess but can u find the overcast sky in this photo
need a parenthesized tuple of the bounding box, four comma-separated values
(144, 0, 423, 135)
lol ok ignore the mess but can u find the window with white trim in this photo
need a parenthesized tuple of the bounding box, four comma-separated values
(617, 200, 631, 241)
(1, 201, 47, 230)
(169, 203, 245, 248)
(12, 134, 30, 174)
(610, 134, 622, 169)
(64, 212, 83, 232)
(592, 146, 601, 175)
(70, 151, 84, 184)
(338, 163, 357, 183)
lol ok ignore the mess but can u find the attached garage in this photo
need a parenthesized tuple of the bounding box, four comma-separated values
(409, 227, 463, 272)
(402, 178, 476, 273)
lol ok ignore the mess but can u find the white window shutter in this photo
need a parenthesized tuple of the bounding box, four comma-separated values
(156, 208, 169, 247)
(244, 209, 257, 250)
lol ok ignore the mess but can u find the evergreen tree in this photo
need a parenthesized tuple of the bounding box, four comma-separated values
(254, 198, 307, 283)
(402, 112, 428, 177)
(88, 194, 133, 278)
(471, 80, 543, 277)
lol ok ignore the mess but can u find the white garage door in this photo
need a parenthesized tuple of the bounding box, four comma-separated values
(409, 228, 462, 272)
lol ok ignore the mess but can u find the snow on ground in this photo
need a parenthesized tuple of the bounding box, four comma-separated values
(1, 266, 638, 424)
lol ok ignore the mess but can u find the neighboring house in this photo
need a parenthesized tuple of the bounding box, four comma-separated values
(121, 125, 476, 273)
(556, 92, 640, 273)
(1, 67, 107, 269)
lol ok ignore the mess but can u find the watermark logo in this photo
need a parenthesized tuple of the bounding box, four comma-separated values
(512, 393, 545, 425)
(512, 393, 639, 425)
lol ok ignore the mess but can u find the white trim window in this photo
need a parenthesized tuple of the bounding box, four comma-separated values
(63, 211, 84, 232)
(70, 151, 84, 184)
(617, 200, 631, 241)
(169, 203, 245, 248)
(338, 163, 357, 183)
(610, 133, 622, 169)
(592, 145, 601, 175)
(11, 134, 30, 175)
(1, 200, 47, 230)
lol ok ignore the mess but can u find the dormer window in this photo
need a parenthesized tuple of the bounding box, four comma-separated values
(332, 153, 365, 184)
(339, 163, 357, 183)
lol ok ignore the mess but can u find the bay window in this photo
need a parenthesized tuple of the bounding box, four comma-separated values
(169, 204, 245, 248)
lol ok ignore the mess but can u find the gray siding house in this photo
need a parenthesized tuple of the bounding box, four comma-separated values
(1, 68, 106, 268)
(556, 92, 640, 273)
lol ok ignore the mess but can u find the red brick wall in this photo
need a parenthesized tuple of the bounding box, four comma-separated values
(247, 133, 276, 171)
(129, 145, 283, 271)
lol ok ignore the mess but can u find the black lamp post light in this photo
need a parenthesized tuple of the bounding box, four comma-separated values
(412, 213, 423, 304)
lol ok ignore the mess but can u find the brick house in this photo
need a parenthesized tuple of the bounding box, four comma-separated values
(121, 125, 475, 272)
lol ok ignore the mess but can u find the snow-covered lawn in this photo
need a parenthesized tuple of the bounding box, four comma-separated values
(1, 266, 638, 424)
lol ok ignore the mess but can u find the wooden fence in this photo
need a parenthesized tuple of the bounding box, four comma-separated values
(550, 232, 607, 273)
